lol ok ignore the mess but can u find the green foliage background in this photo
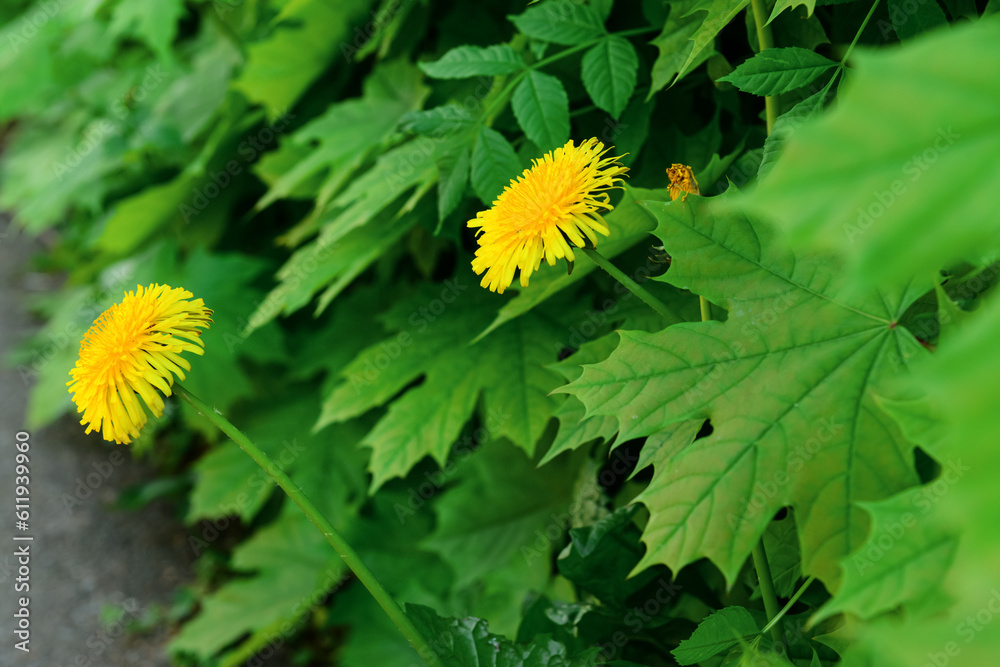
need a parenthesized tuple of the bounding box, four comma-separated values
(3, 0, 999, 664)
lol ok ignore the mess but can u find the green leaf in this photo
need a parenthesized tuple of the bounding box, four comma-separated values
(109, 0, 185, 63)
(318, 290, 567, 488)
(887, 0, 948, 42)
(812, 491, 959, 625)
(151, 36, 242, 144)
(632, 420, 703, 480)
(560, 190, 926, 588)
(254, 60, 429, 214)
(187, 443, 271, 524)
(512, 70, 571, 151)
(741, 21, 1000, 287)
(232, 0, 373, 118)
(761, 513, 803, 598)
(0, 119, 115, 233)
(581, 36, 639, 119)
(718, 47, 837, 96)
(170, 511, 346, 660)
(96, 174, 197, 255)
(400, 104, 476, 136)
(673, 0, 751, 84)
(759, 90, 827, 181)
(648, 11, 710, 93)
(424, 440, 580, 589)
(436, 142, 471, 225)
(0, 14, 59, 121)
(542, 336, 623, 465)
(248, 138, 439, 329)
(672, 606, 761, 665)
(253, 207, 418, 330)
(407, 603, 601, 666)
(509, 0, 607, 45)
(767, 0, 819, 23)
(470, 126, 523, 206)
(419, 44, 525, 78)
(329, 585, 422, 667)
(840, 293, 1000, 665)
(557, 506, 661, 608)
(16, 287, 103, 429)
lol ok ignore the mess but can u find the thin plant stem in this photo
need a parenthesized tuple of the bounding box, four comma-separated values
(173, 384, 442, 667)
(748, 0, 778, 133)
(581, 247, 674, 320)
(752, 542, 785, 652)
(762, 575, 816, 636)
(699, 295, 712, 322)
(817, 0, 883, 102)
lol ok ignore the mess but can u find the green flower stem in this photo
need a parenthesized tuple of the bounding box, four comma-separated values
(748, 0, 778, 133)
(581, 247, 673, 320)
(699, 298, 784, 651)
(762, 575, 816, 637)
(752, 543, 785, 651)
(173, 384, 442, 667)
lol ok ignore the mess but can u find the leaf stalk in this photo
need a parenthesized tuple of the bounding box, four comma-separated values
(752, 542, 785, 652)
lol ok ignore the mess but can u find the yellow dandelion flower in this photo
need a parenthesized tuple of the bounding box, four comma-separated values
(468, 137, 628, 294)
(67, 284, 213, 444)
(666, 163, 700, 201)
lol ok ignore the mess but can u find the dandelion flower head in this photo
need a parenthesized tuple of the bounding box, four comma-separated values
(67, 284, 213, 444)
(666, 163, 700, 201)
(468, 137, 628, 294)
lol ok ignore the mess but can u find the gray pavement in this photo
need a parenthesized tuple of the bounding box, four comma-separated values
(0, 220, 192, 667)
